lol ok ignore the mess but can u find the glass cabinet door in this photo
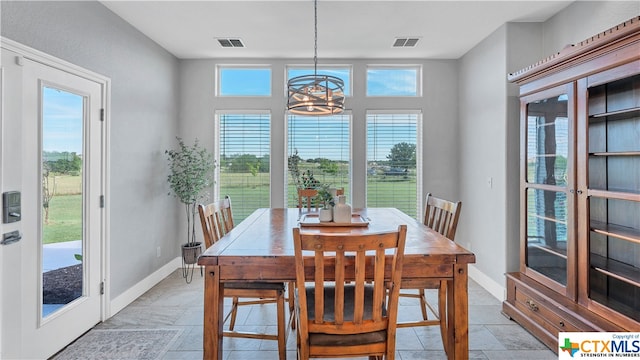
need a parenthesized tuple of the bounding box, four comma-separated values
(522, 85, 575, 294)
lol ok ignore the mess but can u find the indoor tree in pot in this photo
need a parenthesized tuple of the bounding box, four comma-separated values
(166, 137, 215, 282)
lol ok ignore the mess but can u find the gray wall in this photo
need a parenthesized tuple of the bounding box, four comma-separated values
(456, 1, 638, 297)
(1, 1, 181, 298)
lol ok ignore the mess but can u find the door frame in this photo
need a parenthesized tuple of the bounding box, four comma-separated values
(0, 36, 111, 352)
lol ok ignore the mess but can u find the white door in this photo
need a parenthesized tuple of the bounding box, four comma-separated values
(21, 58, 104, 359)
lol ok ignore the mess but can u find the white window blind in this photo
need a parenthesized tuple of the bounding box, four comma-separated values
(217, 113, 270, 222)
(287, 114, 350, 207)
(367, 112, 419, 218)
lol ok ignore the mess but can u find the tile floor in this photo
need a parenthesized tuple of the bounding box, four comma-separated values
(93, 269, 557, 359)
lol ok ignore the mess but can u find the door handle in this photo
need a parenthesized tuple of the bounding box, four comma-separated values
(1, 230, 22, 245)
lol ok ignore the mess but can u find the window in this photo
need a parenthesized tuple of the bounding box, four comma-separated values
(217, 66, 271, 96)
(367, 112, 420, 218)
(287, 114, 350, 207)
(287, 66, 351, 96)
(366, 66, 421, 96)
(216, 112, 271, 222)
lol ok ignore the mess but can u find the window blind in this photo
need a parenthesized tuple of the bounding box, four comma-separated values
(367, 113, 418, 218)
(218, 113, 270, 222)
(287, 114, 350, 207)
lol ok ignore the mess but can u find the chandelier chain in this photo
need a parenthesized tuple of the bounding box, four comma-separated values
(313, 0, 318, 75)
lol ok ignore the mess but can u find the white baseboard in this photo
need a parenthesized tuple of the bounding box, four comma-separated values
(108, 257, 182, 317)
(468, 265, 506, 301)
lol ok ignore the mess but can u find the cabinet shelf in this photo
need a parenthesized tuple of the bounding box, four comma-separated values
(589, 107, 640, 122)
(590, 291, 640, 322)
(590, 221, 640, 245)
(588, 189, 640, 201)
(590, 253, 640, 288)
(590, 151, 640, 156)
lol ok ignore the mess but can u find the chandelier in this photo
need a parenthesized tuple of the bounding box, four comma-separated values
(287, 0, 345, 116)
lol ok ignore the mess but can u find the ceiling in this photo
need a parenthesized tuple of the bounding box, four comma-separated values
(100, 0, 573, 60)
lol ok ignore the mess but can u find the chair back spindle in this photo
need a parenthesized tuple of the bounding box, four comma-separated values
(423, 193, 461, 240)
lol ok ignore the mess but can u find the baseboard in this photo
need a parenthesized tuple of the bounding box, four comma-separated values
(468, 265, 505, 301)
(109, 257, 182, 317)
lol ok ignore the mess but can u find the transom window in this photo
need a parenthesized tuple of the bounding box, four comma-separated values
(366, 65, 421, 96)
(217, 66, 271, 96)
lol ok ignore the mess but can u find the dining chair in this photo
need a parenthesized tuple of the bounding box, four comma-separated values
(397, 193, 462, 355)
(292, 225, 407, 360)
(198, 196, 290, 360)
(298, 188, 319, 211)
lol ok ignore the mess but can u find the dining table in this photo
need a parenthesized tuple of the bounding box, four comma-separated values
(197, 207, 476, 360)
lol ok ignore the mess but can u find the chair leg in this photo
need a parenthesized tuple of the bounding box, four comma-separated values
(277, 290, 286, 360)
(418, 289, 429, 320)
(229, 296, 239, 331)
(438, 281, 449, 356)
(288, 281, 296, 330)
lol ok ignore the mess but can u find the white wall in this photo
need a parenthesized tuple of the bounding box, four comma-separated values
(457, 1, 639, 300)
(0, 1, 181, 300)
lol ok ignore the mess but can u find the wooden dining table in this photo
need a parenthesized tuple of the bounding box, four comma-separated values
(197, 207, 476, 360)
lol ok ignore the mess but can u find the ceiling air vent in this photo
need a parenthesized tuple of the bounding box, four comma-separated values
(217, 38, 245, 48)
(393, 38, 420, 48)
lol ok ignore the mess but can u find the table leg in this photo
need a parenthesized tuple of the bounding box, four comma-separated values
(203, 266, 223, 360)
(450, 264, 469, 360)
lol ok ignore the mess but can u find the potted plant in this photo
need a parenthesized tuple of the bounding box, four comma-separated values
(316, 184, 335, 222)
(166, 137, 215, 278)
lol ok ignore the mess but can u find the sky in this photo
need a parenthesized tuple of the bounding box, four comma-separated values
(42, 86, 83, 155)
(219, 66, 418, 96)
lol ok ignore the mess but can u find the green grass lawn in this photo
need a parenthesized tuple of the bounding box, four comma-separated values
(44, 172, 417, 243)
(43, 194, 82, 244)
(219, 171, 417, 222)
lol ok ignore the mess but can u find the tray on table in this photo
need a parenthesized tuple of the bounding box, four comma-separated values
(299, 213, 370, 227)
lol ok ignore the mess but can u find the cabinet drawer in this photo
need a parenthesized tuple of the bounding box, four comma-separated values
(514, 285, 580, 333)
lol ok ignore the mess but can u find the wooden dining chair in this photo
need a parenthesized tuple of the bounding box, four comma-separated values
(397, 193, 462, 355)
(298, 188, 319, 211)
(292, 225, 407, 360)
(198, 196, 290, 360)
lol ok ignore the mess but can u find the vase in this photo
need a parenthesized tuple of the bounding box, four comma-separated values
(333, 195, 351, 223)
(319, 208, 333, 222)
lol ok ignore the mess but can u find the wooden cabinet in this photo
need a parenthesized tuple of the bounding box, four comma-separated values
(503, 16, 640, 352)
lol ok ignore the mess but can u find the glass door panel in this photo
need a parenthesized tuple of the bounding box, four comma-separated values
(523, 88, 572, 291)
(526, 189, 568, 285)
(41, 86, 84, 318)
(526, 95, 569, 186)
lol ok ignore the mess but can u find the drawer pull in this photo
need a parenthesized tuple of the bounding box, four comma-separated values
(559, 321, 565, 327)
(526, 299, 539, 312)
